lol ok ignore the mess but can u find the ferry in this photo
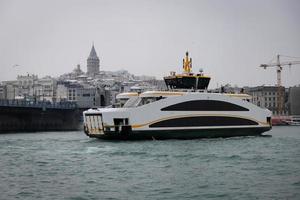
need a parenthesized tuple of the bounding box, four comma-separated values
(83, 52, 272, 139)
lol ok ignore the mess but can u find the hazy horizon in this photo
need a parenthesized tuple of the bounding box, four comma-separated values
(1, 0, 300, 88)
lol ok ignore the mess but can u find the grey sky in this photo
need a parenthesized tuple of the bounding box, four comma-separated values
(0, 0, 300, 88)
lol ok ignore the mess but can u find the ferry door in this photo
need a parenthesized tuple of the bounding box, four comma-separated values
(113, 118, 129, 133)
(86, 114, 104, 135)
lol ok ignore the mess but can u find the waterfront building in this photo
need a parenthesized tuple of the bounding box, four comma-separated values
(76, 86, 97, 108)
(16, 74, 38, 99)
(288, 86, 300, 115)
(34, 76, 57, 102)
(1, 74, 58, 102)
(0, 84, 5, 99)
(87, 45, 100, 77)
(245, 86, 289, 115)
(17, 74, 38, 87)
(56, 81, 107, 108)
(1, 80, 19, 100)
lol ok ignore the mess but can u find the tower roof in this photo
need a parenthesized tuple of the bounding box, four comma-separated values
(88, 45, 99, 59)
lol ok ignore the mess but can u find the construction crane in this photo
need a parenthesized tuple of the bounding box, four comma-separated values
(260, 54, 300, 115)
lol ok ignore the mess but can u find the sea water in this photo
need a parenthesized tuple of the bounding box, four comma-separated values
(0, 127, 299, 200)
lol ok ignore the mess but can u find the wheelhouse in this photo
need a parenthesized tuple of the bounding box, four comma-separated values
(114, 92, 138, 107)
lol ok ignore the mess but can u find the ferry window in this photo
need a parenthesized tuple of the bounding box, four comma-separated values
(123, 96, 140, 108)
(137, 96, 166, 107)
(149, 116, 258, 127)
(161, 100, 249, 111)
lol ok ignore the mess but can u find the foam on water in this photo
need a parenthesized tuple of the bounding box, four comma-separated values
(85, 145, 118, 154)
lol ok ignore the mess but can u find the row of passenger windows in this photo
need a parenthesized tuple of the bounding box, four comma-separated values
(161, 100, 249, 111)
(150, 116, 257, 127)
(135, 97, 249, 112)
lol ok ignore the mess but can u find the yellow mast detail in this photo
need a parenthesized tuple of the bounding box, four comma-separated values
(183, 51, 192, 73)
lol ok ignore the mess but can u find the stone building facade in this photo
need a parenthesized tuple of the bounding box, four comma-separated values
(246, 86, 289, 115)
(56, 81, 109, 108)
(0, 84, 5, 99)
(288, 86, 300, 115)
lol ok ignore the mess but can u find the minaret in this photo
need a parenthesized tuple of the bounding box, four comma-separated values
(87, 44, 100, 77)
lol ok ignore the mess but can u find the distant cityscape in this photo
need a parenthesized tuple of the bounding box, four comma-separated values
(0, 45, 165, 109)
(0, 45, 299, 115)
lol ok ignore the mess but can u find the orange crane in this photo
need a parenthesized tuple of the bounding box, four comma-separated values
(260, 54, 300, 115)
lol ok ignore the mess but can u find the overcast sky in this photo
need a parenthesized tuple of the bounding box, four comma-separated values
(0, 0, 300, 88)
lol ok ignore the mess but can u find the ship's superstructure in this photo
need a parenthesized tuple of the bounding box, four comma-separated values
(164, 52, 210, 90)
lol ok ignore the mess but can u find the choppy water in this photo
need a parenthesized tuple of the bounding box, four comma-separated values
(0, 127, 299, 200)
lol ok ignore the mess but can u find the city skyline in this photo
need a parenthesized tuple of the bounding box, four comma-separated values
(1, 0, 300, 88)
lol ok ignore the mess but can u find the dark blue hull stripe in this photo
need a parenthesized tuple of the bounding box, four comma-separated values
(88, 126, 271, 140)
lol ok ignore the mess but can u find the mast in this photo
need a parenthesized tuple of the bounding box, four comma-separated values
(183, 51, 192, 74)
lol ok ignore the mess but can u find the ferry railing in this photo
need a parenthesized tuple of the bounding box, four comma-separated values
(0, 99, 77, 109)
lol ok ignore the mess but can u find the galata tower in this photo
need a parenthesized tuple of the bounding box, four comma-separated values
(87, 44, 100, 77)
